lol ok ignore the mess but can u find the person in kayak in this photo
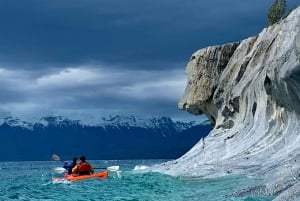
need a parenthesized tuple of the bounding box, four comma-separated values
(72, 155, 94, 175)
(63, 157, 77, 174)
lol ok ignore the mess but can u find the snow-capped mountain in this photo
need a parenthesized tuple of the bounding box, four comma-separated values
(0, 115, 211, 161)
(0, 115, 208, 132)
(0, 116, 36, 130)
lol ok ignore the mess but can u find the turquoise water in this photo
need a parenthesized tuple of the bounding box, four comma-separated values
(0, 160, 274, 201)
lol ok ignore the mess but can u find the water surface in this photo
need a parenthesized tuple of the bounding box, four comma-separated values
(0, 160, 273, 200)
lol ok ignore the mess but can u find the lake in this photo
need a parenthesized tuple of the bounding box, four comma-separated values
(0, 160, 274, 201)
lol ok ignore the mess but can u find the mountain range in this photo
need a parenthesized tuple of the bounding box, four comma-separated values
(0, 115, 211, 161)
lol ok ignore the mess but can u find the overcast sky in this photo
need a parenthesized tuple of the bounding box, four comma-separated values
(0, 0, 299, 123)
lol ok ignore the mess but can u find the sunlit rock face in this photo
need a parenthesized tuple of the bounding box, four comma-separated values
(156, 6, 300, 200)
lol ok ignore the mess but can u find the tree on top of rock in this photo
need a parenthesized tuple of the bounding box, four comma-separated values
(267, 0, 287, 25)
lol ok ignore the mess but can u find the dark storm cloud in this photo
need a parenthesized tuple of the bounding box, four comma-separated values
(0, 66, 186, 121)
(0, 0, 283, 70)
(1, 0, 298, 122)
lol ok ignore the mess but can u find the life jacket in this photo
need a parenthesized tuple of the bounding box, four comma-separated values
(78, 162, 91, 175)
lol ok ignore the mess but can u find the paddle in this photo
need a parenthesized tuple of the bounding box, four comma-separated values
(52, 154, 65, 162)
(52, 154, 120, 173)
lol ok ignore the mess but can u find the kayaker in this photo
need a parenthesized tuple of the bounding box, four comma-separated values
(72, 155, 94, 175)
(63, 157, 78, 174)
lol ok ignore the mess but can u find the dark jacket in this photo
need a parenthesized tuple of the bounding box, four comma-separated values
(63, 161, 77, 174)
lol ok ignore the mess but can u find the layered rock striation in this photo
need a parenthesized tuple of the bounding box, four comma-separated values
(156, 6, 300, 201)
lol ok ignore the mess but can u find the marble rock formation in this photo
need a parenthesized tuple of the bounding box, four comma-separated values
(156, 6, 300, 201)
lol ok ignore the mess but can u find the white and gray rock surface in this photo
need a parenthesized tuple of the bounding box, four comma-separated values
(154, 6, 300, 200)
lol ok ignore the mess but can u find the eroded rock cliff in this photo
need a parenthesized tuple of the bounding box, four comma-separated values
(157, 6, 300, 201)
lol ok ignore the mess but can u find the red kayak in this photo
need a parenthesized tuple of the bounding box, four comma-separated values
(53, 171, 108, 182)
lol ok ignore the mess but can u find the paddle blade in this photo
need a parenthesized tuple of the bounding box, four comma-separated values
(52, 154, 60, 161)
(54, 167, 66, 174)
(107, 166, 119, 171)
